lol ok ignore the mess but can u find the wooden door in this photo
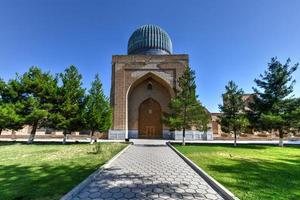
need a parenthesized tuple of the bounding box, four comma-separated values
(138, 98, 162, 139)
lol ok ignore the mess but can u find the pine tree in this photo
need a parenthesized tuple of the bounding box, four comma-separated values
(286, 98, 300, 131)
(250, 58, 298, 146)
(0, 103, 22, 135)
(219, 81, 249, 146)
(52, 66, 85, 144)
(0, 79, 5, 99)
(20, 67, 58, 143)
(0, 79, 5, 125)
(0, 79, 7, 134)
(82, 74, 112, 143)
(164, 66, 210, 145)
(0, 78, 24, 135)
(289, 98, 300, 132)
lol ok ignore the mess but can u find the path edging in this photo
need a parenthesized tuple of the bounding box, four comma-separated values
(60, 143, 132, 200)
(167, 142, 239, 200)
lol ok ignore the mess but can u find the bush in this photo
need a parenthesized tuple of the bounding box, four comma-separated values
(93, 143, 103, 154)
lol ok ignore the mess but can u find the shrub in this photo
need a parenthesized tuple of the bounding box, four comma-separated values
(93, 143, 103, 154)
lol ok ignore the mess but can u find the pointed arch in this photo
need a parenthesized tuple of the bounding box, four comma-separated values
(127, 72, 175, 98)
(125, 72, 174, 139)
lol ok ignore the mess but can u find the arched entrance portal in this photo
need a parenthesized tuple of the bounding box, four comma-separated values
(138, 98, 162, 139)
(127, 73, 173, 139)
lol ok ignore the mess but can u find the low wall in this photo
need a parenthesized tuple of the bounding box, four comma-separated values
(108, 129, 214, 140)
(172, 130, 214, 141)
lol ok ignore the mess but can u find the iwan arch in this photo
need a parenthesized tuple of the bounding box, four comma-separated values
(109, 24, 213, 140)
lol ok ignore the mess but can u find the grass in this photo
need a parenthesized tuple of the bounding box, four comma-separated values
(174, 144, 300, 200)
(0, 142, 128, 200)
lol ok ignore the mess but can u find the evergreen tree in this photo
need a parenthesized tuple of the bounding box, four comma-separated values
(82, 74, 112, 143)
(280, 98, 300, 135)
(20, 67, 58, 143)
(164, 66, 210, 145)
(219, 81, 249, 146)
(0, 103, 22, 135)
(290, 98, 300, 132)
(0, 79, 5, 100)
(52, 65, 85, 144)
(0, 78, 24, 135)
(250, 58, 298, 146)
(0, 79, 7, 134)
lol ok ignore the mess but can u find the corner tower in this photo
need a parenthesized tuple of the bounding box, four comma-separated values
(109, 24, 188, 140)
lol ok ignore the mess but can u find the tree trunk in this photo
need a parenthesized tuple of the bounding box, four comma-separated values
(182, 128, 186, 146)
(182, 102, 187, 146)
(27, 121, 38, 144)
(62, 130, 67, 144)
(279, 130, 284, 147)
(234, 132, 237, 147)
(90, 130, 95, 144)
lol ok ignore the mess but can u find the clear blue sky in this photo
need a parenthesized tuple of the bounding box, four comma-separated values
(0, 0, 299, 112)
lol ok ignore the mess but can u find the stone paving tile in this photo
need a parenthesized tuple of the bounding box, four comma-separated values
(75, 145, 223, 199)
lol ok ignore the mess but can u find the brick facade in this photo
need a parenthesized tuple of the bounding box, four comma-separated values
(109, 54, 188, 139)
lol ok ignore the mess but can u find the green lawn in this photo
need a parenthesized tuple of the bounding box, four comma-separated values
(175, 144, 300, 200)
(0, 142, 128, 200)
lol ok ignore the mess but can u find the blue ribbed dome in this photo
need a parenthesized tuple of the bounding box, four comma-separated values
(128, 24, 173, 55)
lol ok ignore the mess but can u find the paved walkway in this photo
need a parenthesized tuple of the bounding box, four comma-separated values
(74, 143, 223, 200)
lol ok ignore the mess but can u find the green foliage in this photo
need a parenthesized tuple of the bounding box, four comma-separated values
(164, 66, 210, 142)
(0, 103, 23, 133)
(92, 142, 104, 154)
(18, 67, 58, 143)
(260, 113, 284, 129)
(282, 98, 300, 132)
(51, 66, 85, 136)
(82, 74, 112, 135)
(0, 67, 57, 138)
(219, 81, 249, 145)
(0, 78, 24, 132)
(290, 108, 300, 130)
(249, 57, 298, 140)
(0, 79, 5, 102)
(0, 66, 112, 142)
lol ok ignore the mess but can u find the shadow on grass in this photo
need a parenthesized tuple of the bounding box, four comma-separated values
(0, 142, 20, 146)
(0, 163, 103, 200)
(205, 156, 300, 200)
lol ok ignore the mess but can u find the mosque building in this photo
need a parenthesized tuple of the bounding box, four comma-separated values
(109, 24, 214, 140)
